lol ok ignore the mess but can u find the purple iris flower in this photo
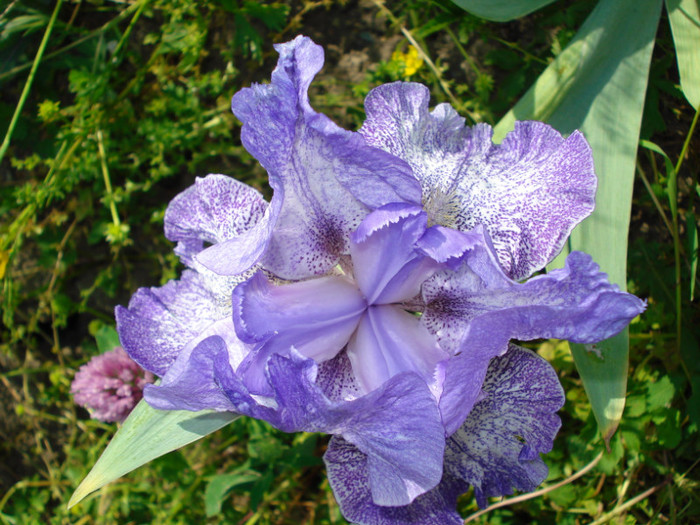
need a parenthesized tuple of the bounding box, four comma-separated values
(115, 36, 645, 524)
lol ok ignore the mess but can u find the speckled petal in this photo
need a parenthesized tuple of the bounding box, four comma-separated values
(205, 36, 421, 280)
(360, 82, 596, 280)
(217, 350, 445, 506)
(115, 270, 236, 376)
(324, 437, 465, 525)
(164, 174, 267, 269)
(424, 245, 646, 434)
(445, 345, 564, 507)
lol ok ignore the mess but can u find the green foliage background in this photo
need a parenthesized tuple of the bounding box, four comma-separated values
(0, 0, 698, 523)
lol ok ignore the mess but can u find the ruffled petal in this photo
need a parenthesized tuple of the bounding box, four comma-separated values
(360, 82, 596, 280)
(347, 305, 447, 395)
(216, 350, 445, 506)
(350, 204, 435, 304)
(115, 270, 237, 376)
(445, 345, 564, 507)
(143, 333, 248, 412)
(350, 204, 478, 305)
(325, 437, 465, 525)
(164, 174, 267, 268)
(424, 244, 645, 434)
(203, 36, 421, 280)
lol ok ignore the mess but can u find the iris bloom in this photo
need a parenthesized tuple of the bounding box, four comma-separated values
(116, 36, 644, 524)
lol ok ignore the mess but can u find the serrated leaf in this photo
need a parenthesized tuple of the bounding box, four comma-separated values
(646, 375, 676, 410)
(494, 0, 663, 442)
(68, 399, 238, 508)
(666, 0, 700, 109)
(449, 0, 558, 22)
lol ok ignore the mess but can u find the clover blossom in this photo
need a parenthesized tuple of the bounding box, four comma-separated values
(115, 36, 645, 524)
(71, 346, 154, 423)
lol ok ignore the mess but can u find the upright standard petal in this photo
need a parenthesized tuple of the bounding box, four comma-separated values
(164, 174, 267, 268)
(203, 36, 421, 280)
(424, 243, 645, 434)
(360, 82, 596, 280)
(445, 345, 564, 508)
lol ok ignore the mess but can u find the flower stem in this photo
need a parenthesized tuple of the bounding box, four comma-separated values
(0, 0, 64, 165)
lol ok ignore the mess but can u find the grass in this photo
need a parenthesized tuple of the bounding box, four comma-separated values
(1, 0, 698, 523)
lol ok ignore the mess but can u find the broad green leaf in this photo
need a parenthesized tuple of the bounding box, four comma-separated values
(667, 0, 700, 109)
(449, 0, 557, 22)
(494, 0, 663, 442)
(68, 399, 238, 508)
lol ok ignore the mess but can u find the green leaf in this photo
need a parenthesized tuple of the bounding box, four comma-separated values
(204, 470, 261, 517)
(494, 0, 663, 442)
(449, 0, 558, 22)
(687, 211, 698, 300)
(666, 0, 700, 109)
(646, 375, 676, 411)
(68, 399, 238, 508)
(94, 325, 121, 354)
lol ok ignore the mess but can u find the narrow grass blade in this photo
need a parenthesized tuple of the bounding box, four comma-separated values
(68, 400, 238, 508)
(494, 0, 663, 442)
(449, 0, 557, 22)
(688, 211, 698, 301)
(666, 0, 700, 109)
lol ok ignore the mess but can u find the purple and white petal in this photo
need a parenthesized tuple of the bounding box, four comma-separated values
(218, 350, 445, 506)
(232, 271, 365, 360)
(350, 204, 435, 304)
(425, 247, 645, 434)
(347, 305, 448, 395)
(144, 334, 247, 412)
(325, 437, 465, 525)
(164, 174, 267, 269)
(445, 345, 564, 507)
(212, 36, 421, 280)
(115, 270, 233, 376)
(360, 82, 596, 280)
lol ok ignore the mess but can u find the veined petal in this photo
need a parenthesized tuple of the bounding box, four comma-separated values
(217, 36, 421, 280)
(164, 174, 267, 269)
(445, 345, 564, 507)
(216, 350, 446, 506)
(116, 270, 236, 376)
(350, 204, 434, 304)
(325, 437, 465, 525)
(232, 271, 365, 359)
(143, 332, 249, 412)
(347, 305, 448, 395)
(425, 248, 645, 434)
(360, 82, 596, 280)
